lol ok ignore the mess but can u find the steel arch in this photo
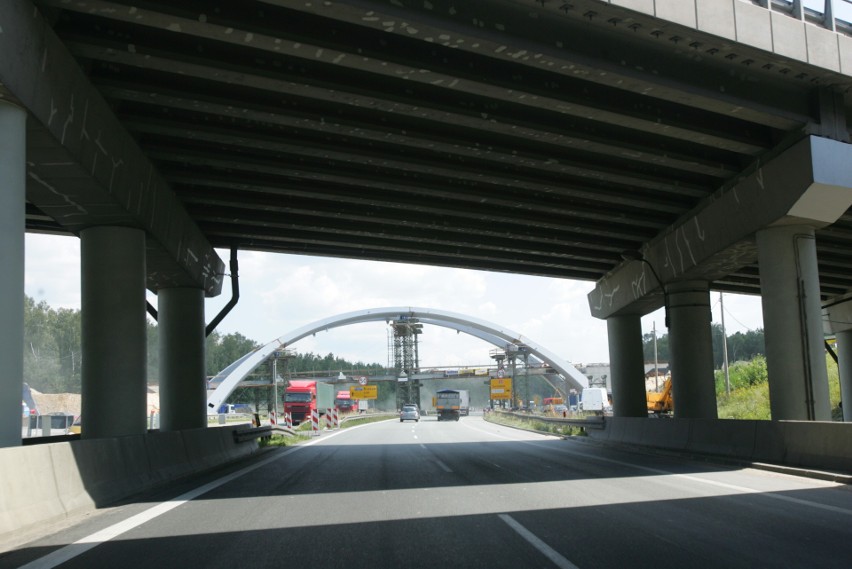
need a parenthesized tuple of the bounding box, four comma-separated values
(206, 307, 589, 411)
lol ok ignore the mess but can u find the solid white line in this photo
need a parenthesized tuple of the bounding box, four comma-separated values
(498, 514, 581, 569)
(435, 459, 453, 473)
(527, 440, 852, 517)
(18, 425, 367, 569)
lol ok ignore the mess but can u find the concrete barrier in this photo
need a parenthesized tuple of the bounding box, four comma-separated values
(687, 419, 756, 459)
(750, 420, 786, 464)
(592, 417, 852, 475)
(641, 418, 690, 451)
(779, 421, 852, 472)
(0, 445, 66, 536)
(145, 430, 192, 484)
(0, 427, 261, 540)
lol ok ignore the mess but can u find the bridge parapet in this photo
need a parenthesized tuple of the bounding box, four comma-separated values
(588, 0, 852, 76)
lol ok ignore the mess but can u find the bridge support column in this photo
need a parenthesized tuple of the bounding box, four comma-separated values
(158, 287, 206, 430)
(81, 226, 148, 438)
(757, 225, 830, 420)
(837, 329, 852, 422)
(667, 280, 717, 419)
(0, 102, 26, 448)
(607, 314, 648, 417)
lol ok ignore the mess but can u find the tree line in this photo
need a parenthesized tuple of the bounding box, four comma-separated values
(22, 296, 383, 394)
(643, 323, 765, 368)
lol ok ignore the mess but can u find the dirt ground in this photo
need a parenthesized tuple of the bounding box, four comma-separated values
(28, 386, 161, 417)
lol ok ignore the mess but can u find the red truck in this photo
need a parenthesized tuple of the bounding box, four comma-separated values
(335, 390, 356, 413)
(284, 380, 317, 425)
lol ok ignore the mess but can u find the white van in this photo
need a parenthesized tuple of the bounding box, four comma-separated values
(580, 388, 609, 412)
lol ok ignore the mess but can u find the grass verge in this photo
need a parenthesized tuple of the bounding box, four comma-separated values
(484, 412, 586, 437)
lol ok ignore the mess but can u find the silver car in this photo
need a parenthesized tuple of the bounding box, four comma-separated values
(400, 404, 420, 422)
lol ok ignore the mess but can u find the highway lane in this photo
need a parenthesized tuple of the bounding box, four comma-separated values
(4, 416, 852, 568)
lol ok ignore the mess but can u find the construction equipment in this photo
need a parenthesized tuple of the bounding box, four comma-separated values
(647, 378, 673, 415)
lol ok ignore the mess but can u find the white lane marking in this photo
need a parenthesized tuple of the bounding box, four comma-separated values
(18, 424, 370, 569)
(418, 443, 452, 472)
(499, 514, 581, 569)
(529, 441, 852, 517)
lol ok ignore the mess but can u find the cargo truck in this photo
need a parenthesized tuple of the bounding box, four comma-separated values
(284, 380, 317, 425)
(435, 389, 469, 421)
(335, 390, 356, 413)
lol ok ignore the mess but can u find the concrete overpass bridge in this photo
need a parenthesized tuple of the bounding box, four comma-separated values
(1, 0, 851, 454)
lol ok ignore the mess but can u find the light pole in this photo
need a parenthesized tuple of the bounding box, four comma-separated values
(653, 320, 660, 392)
(720, 292, 731, 395)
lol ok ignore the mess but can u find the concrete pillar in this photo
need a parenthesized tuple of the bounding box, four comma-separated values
(667, 280, 718, 419)
(837, 329, 852, 422)
(158, 287, 207, 431)
(0, 103, 26, 448)
(607, 314, 648, 417)
(757, 225, 830, 421)
(80, 226, 147, 438)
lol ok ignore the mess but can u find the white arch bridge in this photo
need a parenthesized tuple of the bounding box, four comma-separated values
(206, 307, 590, 411)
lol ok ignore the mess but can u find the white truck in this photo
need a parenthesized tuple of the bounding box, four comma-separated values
(435, 389, 469, 421)
(580, 387, 609, 413)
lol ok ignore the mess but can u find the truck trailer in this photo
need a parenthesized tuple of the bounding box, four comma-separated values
(435, 389, 469, 421)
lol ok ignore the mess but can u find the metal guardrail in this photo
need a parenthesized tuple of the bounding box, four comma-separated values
(233, 425, 273, 443)
(758, 0, 852, 34)
(494, 411, 606, 430)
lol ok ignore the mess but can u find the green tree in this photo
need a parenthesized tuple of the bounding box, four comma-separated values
(642, 331, 669, 362)
(206, 331, 261, 376)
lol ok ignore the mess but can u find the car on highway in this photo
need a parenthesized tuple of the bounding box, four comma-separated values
(399, 404, 420, 422)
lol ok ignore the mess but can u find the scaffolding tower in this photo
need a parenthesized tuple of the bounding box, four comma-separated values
(389, 317, 422, 409)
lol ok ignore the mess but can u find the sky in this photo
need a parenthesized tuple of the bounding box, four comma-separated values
(24, 233, 766, 370)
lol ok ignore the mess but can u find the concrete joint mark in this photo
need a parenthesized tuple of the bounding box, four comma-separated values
(60, 94, 74, 145)
(28, 171, 89, 215)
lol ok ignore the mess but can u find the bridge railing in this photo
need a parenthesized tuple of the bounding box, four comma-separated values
(751, 0, 852, 33)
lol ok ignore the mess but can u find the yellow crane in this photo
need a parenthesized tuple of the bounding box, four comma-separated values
(646, 377, 673, 415)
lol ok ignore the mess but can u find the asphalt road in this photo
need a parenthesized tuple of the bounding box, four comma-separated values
(4, 416, 852, 568)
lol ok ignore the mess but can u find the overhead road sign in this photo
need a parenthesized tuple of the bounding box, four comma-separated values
(490, 378, 512, 400)
(350, 385, 377, 400)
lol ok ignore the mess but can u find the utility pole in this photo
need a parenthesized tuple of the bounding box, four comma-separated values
(720, 292, 731, 395)
(653, 321, 659, 392)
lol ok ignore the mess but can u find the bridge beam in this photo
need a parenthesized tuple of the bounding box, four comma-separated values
(589, 136, 852, 421)
(158, 287, 206, 431)
(81, 226, 147, 439)
(0, 0, 224, 295)
(0, 102, 26, 448)
(606, 314, 648, 418)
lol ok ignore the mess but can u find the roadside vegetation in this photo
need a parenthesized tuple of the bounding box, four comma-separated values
(714, 354, 842, 420)
(484, 411, 586, 437)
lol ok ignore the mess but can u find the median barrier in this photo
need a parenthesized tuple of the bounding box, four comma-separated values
(145, 430, 192, 484)
(0, 426, 263, 540)
(640, 417, 690, 451)
(780, 421, 852, 472)
(0, 444, 65, 536)
(64, 435, 154, 508)
(749, 421, 786, 464)
(686, 419, 756, 459)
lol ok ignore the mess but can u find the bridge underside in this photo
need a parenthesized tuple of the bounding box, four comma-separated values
(19, 0, 852, 297)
